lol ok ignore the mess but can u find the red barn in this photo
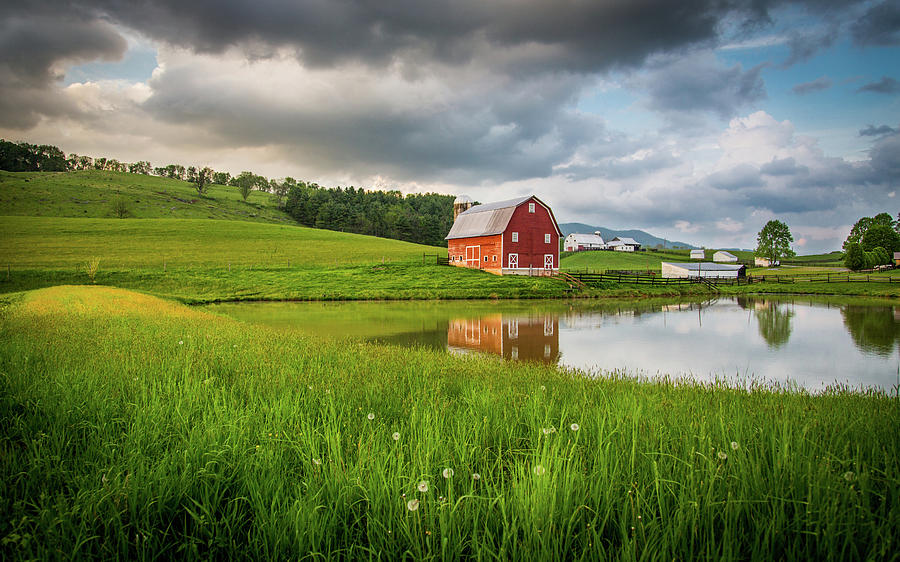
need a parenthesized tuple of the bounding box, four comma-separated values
(445, 195, 561, 275)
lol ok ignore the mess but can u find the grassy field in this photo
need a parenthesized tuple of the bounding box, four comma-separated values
(0, 285, 897, 560)
(561, 249, 693, 272)
(0, 215, 440, 269)
(0, 170, 289, 223)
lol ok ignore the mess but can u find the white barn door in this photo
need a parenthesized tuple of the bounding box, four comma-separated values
(544, 254, 554, 269)
(508, 253, 518, 269)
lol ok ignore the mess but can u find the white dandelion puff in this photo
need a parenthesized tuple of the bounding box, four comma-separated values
(417, 480, 429, 493)
(178, 340, 184, 345)
(442, 468, 454, 479)
(313, 458, 322, 466)
(570, 423, 580, 432)
(367, 412, 375, 421)
(844, 471, 856, 482)
(731, 441, 739, 451)
(392, 432, 400, 441)
(407, 499, 420, 511)
(533, 465, 546, 476)
(472, 473, 481, 481)
(717, 451, 728, 461)
(542, 428, 552, 435)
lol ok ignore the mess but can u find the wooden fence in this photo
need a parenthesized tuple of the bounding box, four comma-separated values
(561, 270, 900, 286)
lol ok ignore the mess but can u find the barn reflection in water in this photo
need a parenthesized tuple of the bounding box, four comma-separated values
(447, 314, 559, 363)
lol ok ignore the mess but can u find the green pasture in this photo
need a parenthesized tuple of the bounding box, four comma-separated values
(560, 249, 691, 272)
(0, 215, 441, 269)
(0, 286, 897, 560)
(0, 170, 288, 223)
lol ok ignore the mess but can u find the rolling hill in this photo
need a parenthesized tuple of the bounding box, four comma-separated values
(560, 222, 697, 249)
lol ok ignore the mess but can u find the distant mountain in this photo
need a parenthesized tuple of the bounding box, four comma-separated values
(559, 222, 698, 250)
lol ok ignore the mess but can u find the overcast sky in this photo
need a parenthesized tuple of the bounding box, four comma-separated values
(2, 0, 898, 252)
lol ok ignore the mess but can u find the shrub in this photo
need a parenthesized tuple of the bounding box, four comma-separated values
(843, 243, 865, 271)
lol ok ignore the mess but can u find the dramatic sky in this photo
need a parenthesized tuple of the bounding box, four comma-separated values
(2, 0, 898, 251)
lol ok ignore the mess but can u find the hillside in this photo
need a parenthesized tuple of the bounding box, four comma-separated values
(0, 216, 443, 269)
(560, 222, 697, 249)
(0, 170, 292, 224)
(561, 248, 694, 271)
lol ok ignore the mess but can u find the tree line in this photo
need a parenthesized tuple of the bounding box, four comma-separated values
(842, 212, 900, 270)
(1, 139, 455, 247)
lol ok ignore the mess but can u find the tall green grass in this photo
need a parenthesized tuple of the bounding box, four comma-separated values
(1, 286, 897, 560)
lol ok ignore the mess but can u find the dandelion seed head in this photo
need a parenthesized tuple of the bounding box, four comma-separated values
(542, 428, 551, 435)
(392, 432, 400, 441)
(570, 423, 580, 432)
(417, 480, 428, 493)
(533, 465, 546, 476)
(407, 499, 419, 511)
(844, 471, 856, 482)
(442, 468, 454, 479)
(313, 458, 321, 466)
(717, 451, 728, 461)
(540, 385, 546, 391)
(731, 441, 739, 451)
(367, 412, 375, 421)
(178, 340, 183, 345)
(472, 472, 481, 481)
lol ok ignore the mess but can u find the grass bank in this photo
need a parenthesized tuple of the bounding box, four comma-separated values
(1, 286, 897, 560)
(0, 170, 288, 223)
(0, 263, 715, 303)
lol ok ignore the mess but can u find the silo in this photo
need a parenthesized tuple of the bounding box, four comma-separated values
(453, 195, 474, 221)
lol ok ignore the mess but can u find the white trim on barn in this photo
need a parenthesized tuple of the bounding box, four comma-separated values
(564, 233, 605, 251)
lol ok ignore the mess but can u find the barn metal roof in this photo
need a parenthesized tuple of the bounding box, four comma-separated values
(662, 262, 745, 271)
(566, 233, 605, 245)
(446, 196, 558, 240)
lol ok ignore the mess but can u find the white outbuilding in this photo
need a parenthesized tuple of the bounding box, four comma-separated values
(713, 250, 738, 262)
(661, 262, 746, 279)
(564, 232, 605, 252)
(606, 237, 641, 252)
(690, 249, 705, 259)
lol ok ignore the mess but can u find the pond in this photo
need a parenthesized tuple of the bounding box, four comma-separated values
(208, 296, 900, 393)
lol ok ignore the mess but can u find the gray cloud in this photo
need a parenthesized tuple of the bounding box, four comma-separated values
(792, 76, 832, 95)
(860, 124, 899, 137)
(0, 11, 126, 128)
(760, 157, 810, 176)
(636, 53, 767, 120)
(857, 76, 900, 94)
(782, 26, 838, 68)
(851, 0, 900, 47)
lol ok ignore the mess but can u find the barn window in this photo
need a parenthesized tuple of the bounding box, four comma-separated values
(544, 233, 551, 244)
(528, 203, 535, 213)
(512, 232, 518, 242)
(492, 255, 497, 261)
(484, 256, 488, 261)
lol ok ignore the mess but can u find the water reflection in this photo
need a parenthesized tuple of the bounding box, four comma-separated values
(448, 314, 559, 363)
(841, 305, 900, 357)
(745, 299, 795, 349)
(208, 296, 900, 392)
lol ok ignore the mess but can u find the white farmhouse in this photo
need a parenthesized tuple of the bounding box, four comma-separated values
(713, 250, 738, 263)
(564, 232, 605, 252)
(690, 249, 705, 260)
(606, 237, 641, 252)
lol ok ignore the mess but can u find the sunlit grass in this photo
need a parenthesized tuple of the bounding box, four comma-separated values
(1, 286, 897, 559)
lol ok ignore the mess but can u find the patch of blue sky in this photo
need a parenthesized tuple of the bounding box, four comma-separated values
(575, 76, 662, 135)
(64, 46, 158, 86)
(718, 37, 898, 159)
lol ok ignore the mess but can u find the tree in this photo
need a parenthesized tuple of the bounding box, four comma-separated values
(844, 243, 865, 270)
(234, 171, 258, 201)
(756, 220, 795, 263)
(844, 213, 896, 249)
(861, 224, 900, 254)
(192, 167, 213, 197)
